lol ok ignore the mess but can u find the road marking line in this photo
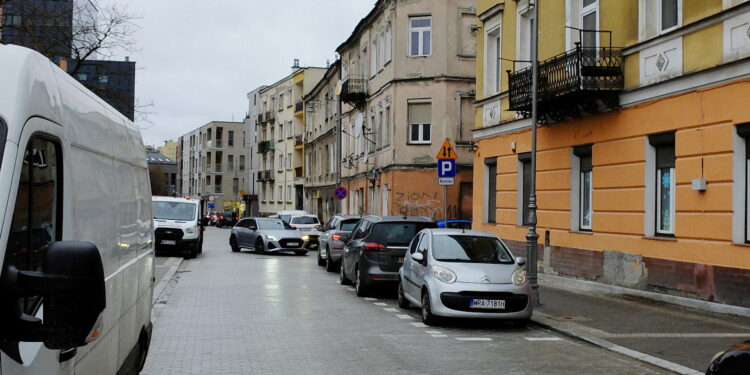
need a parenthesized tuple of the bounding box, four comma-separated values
(396, 314, 413, 319)
(364, 297, 378, 301)
(374, 302, 388, 306)
(383, 307, 398, 312)
(425, 330, 442, 334)
(456, 337, 492, 341)
(525, 337, 563, 341)
(604, 333, 750, 338)
(431, 334, 447, 338)
(411, 322, 428, 328)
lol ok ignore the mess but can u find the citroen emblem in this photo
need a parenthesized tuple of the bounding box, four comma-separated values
(480, 275, 491, 283)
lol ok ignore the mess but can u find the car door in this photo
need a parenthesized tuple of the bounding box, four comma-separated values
(411, 233, 430, 294)
(1, 119, 73, 375)
(403, 233, 421, 299)
(319, 217, 335, 247)
(343, 220, 368, 279)
(233, 219, 247, 246)
(243, 219, 258, 247)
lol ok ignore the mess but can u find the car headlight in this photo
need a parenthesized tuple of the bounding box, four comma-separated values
(266, 235, 278, 241)
(301, 235, 310, 241)
(511, 268, 528, 286)
(185, 226, 197, 234)
(432, 265, 457, 284)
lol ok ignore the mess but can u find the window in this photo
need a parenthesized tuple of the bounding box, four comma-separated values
(233, 178, 239, 195)
(287, 90, 293, 107)
(649, 133, 676, 235)
(408, 102, 431, 144)
(485, 158, 497, 223)
(519, 153, 532, 226)
(409, 16, 432, 56)
(287, 121, 293, 138)
(383, 106, 390, 147)
(227, 155, 234, 171)
(287, 185, 293, 202)
(278, 185, 283, 202)
(278, 154, 283, 170)
(287, 152, 292, 169)
(369, 113, 376, 152)
(517, 3, 534, 70)
(659, 0, 680, 32)
(279, 93, 284, 109)
(228, 131, 234, 147)
(385, 24, 393, 63)
(574, 145, 593, 230)
(581, 0, 598, 48)
(239, 155, 245, 171)
(378, 31, 386, 69)
(7, 136, 62, 315)
(371, 39, 378, 77)
(278, 124, 283, 140)
(485, 25, 502, 95)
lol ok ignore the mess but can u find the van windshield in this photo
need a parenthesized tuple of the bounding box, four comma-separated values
(152, 201, 197, 221)
(0, 119, 7, 169)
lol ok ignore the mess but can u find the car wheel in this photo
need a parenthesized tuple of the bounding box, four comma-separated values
(317, 248, 325, 266)
(421, 290, 440, 326)
(397, 280, 410, 309)
(325, 249, 337, 273)
(295, 251, 308, 256)
(339, 260, 351, 285)
(355, 266, 369, 297)
(230, 235, 240, 253)
(256, 239, 265, 254)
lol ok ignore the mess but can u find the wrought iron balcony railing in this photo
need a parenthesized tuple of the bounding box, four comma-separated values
(507, 44, 623, 122)
(257, 140, 275, 153)
(340, 76, 368, 107)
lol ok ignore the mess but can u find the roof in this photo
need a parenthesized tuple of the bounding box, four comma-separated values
(304, 60, 340, 101)
(362, 215, 435, 223)
(146, 149, 176, 164)
(336, 0, 386, 53)
(152, 196, 199, 204)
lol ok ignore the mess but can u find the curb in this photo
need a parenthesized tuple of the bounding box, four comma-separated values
(153, 257, 184, 305)
(531, 312, 703, 375)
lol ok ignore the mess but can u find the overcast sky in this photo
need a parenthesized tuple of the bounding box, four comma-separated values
(116, 1, 375, 146)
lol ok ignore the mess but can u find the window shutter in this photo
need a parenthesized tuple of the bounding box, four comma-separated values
(655, 144, 675, 169)
(574, 145, 592, 172)
(737, 123, 750, 157)
(408, 102, 431, 124)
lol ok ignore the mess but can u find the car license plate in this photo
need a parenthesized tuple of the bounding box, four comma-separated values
(286, 242, 299, 247)
(396, 257, 404, 264)
(469, 299, 505, 309)
(161, 240, 176, 245)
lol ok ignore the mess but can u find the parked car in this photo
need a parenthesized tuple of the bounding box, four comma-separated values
(706, 340, 750, 374)
(340, 216, 437, 296)
(289, 214, 322, 250)
(153, 196, 204, 259)
(230, 217, 310, 255)
(0, 45, 153, 373)
(276, 210, 308, 224)
(217, 210, 239, 228)
(437, 219, 472, 229)
(397, 228, 533, 326)
(318, 215, 361, 271)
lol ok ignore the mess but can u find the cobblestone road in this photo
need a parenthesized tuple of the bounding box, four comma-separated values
(143, 227, 671, 375)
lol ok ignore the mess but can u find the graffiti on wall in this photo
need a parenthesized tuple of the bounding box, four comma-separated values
(394, 191, 458, 220)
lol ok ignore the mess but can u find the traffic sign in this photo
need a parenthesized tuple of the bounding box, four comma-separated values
(438, 159, 456, 178)
(334, 186, 349, 200)
(439, 177, 454, 186)
(208, 202, 215, 209)
(208, 195, 215, 202)
(436, 139, 457, 160)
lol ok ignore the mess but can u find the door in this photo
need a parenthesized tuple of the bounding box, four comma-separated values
(343, 220, 368, 279)
(403, 234, 422, 299)
(244, 219, 258, 247)
(1, 119, 72, 375)
(410, 234, 429, 298)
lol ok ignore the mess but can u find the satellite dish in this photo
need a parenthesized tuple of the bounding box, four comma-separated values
(335, 81, 343, 96)
(354, 113, 364, 137)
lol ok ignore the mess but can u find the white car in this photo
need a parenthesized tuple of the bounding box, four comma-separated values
(152, 196, 203, 259)
(276, 210, 309, 224)
(289, 214, 322, 250)
(0, 45, 154, 374)
(398, 228, 533, 326)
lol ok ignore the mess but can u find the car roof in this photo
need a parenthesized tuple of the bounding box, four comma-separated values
(362, 215, 434, 223)
(423, 228, 497, 237)
(335, 214, 361, 219)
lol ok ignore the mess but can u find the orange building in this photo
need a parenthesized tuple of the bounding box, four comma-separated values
(474, 0, 750, 308)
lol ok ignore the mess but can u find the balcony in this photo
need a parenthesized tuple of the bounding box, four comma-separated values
(257, 113, 265, 124)
(339, 76, 368, 107)
(262, 170, 275, 182)
(206, 139, 223, 149)
(266, 110, 275, 123)
(295, 166, 303, 178)
(295, 101, 304, 113)
(507, 44, 623, 123)
(295, 135, 303, 146)
(258, 140, 275, 153)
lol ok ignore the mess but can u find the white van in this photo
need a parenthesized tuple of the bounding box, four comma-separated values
(0, 45, 154, 374)
(152, 196, 203, 259)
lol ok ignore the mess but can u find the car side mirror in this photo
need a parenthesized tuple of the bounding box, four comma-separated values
(516, 256, 527, 266)
(411, 252, 424, 262)
(1, 241, 105, 364)
(340, 234, 350, 243)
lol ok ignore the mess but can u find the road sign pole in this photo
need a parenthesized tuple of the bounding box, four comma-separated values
(444, 185, 448, 222)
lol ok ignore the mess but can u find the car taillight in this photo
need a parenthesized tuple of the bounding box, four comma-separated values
(332, 234, 341, 241)
(291, 225, 297, 229)
(364, 243, 386, 251)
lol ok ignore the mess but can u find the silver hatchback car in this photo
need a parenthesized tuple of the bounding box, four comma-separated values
(398, 228, 533, 326)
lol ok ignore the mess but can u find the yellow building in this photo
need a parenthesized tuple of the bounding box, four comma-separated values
(158, 140, 178, 161)
(474, 0, 750, 308)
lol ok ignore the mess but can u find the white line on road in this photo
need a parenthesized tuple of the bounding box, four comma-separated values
(396, 314, 413, 319)
(411, 322, 428, 328)
(383, 307, 399, 312)
(604, 333, 750, 338)
(374, 302, 388, 306)
(431, 334, 448, 338)
(425, 330, 442, 334)
(525, 337, 563, 341)
(456, 337, 492, 342)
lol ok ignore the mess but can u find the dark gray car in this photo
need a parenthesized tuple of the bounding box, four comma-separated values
(230, 217, 309, 255)
(340, 216, 437, 297)
(317, 215, 361, 271)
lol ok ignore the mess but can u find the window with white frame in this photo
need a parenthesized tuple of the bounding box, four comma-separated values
(287, 152, 292, 169)
(279, 93, 284, 109)
(278, 123, 284, 140)
(649, 133, 676, 235)
(378, 31, 386, 69)
(383, 106, 390, 147)
(369, 113, 376, 152)
(287, 90, 292, 107)
(278, 154, 283, 170)
(278, 185, 283, 202)
(329, 146, 335, 173)
(371, 39, 378, 77)
(287, 185, 292, 202)
(485, 158, 497, 223)
(485, 24, 502, 95)
(409, 16, 432, 57)
(408, 102, 431, 144)
(517, 3, 534, 69)
(287, 121, 293, 138)
(574, 145, 593, 230)
(659, 0, 680, 32)
(581, 0, 598, 48)
(385, 24, 393, 63)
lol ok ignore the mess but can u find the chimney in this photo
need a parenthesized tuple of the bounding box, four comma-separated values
(292, 58, 300, 69)
(125, 56, 130, 62)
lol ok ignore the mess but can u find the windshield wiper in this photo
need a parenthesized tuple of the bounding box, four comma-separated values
(435, 258, 473, 262)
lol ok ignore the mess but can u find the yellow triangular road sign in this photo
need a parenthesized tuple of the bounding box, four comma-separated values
(436, 139, 457, 159)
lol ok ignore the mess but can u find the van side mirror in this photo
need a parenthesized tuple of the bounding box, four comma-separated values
(411, 252, 424, 262)
(516, 256, 527, 266)
(1, 241, 105, 363)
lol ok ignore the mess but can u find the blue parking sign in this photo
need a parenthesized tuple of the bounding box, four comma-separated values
(208, 202, 215, 209)
(438, 159, 456, 178)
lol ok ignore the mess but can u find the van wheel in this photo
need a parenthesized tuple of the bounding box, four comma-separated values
(136, 329, 150, 372)
(397, 280, 410, 308)
(230, 236, 240, 253)
(183, 247, 196, 259)
(421, 290, 440, 326)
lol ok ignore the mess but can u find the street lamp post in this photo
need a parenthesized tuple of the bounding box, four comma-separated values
(526, 0, 541, 306)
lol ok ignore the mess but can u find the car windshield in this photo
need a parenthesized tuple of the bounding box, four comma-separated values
(370, 222, 437, 246)
(446, 221, 472, 229)
(432, 235, 514, 264)
(291, 216, 318, 224)
(0, 119, 6, 169)
(152, 201, 197, 221)
(340, 219, 359, 231)
(258, 220, 286, 230)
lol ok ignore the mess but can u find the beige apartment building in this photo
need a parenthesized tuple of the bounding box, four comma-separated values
(257, 64, 326, 216)
(177, 121, 249, 213)
(303, 61, 340, 224)
(336, 0, 476, 220)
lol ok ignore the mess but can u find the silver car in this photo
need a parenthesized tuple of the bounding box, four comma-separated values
(398, 228, 533, 326)
(230, 218, 310, 255)
(317, 215, 361, 271)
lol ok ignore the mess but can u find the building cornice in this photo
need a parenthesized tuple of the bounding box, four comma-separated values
(478, 3, 504, 22)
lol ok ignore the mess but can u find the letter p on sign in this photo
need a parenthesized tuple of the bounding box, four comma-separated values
(438, 159, 456, 178)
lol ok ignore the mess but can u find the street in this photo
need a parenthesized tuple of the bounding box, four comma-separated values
(143, 228, 670, 375)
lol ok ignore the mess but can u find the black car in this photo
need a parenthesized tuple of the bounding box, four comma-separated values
(340, 216, 437, 297)
(217, 211, 239, 228)
(706, 340, 750, 374)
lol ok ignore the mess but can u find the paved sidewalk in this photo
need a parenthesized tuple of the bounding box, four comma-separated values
(532, 277, 750, 374)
